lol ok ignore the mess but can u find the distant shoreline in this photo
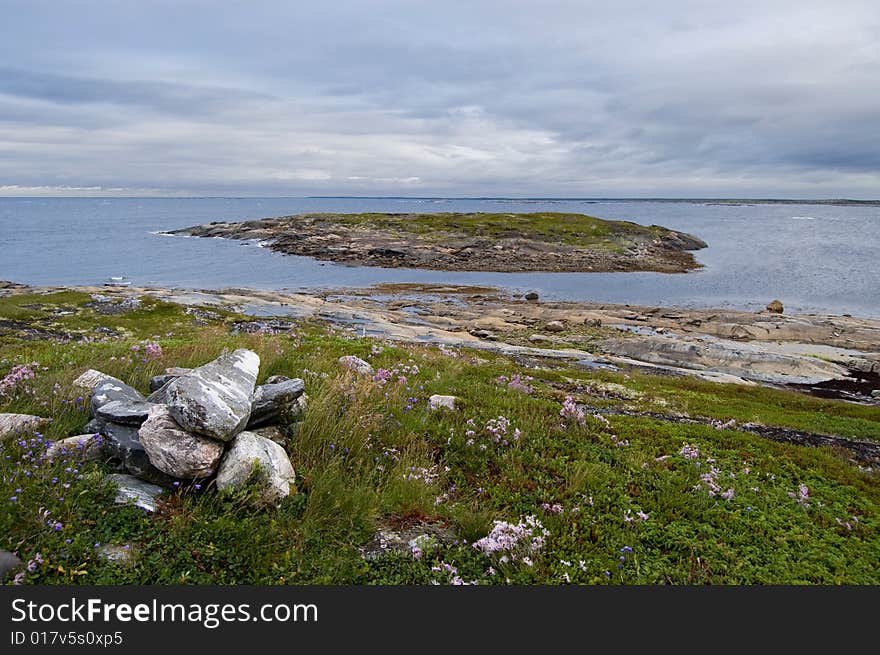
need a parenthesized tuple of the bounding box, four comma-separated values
(0, 196, 878, 206)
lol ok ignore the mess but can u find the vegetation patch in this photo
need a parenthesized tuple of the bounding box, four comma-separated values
(2, 292, 877, 584)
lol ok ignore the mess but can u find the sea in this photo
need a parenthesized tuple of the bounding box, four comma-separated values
(0, 197, 877, 318)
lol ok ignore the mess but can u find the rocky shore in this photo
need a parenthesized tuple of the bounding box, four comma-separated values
(166, 212, 708, 273)
(4, 282, 878, 401)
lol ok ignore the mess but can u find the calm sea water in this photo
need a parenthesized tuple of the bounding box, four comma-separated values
(0, 197, 877, 318)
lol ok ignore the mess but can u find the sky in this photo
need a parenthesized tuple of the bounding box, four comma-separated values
(0, 0, 878, 198)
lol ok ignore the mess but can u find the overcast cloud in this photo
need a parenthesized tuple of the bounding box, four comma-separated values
(0, 0, 878, 197)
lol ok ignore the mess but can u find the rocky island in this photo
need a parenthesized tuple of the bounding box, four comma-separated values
(167, 212, 708, 273)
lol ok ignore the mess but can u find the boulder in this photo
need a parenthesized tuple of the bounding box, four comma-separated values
(247, 378, 305, 428)
(161, 349, 260, 441)
(0, 413, 50, 438)
(95, 399, 153, 426)
(97, 544, 136, 566)
(45, 434, 106, 462)
(216, 431, 296, 504)
(872, 390, 880, 399)
(90, 377, 146, 416)
(766, 299, 784, 314)
(0, 549, 23, 582)
(428, 395, 457, 411)
(106, 474, 164, 513)
(525, 292, 539, 301)
(544, 320, 566, 332)
(584, 318, 602, 328)
(138, 405, 224, 480)
(339, 355, 374, 375)
(73, 369, 113, 391)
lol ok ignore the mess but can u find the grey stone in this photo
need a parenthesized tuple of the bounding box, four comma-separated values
(266, 374, 291, 385)
(95, 399, 154, 425)
(574, 359, 619, 372)
(583, 318, 603, 327)
(162, 349, 260, 441)
(247, 378, 305, 428)
(73, 369, 113, 391)
(45, 434, 106, 462)
(428, 394, 457, 411)
(90, 377, 146, 416)
(0, 549, 23, 581)
(872, 390, 880, 398)
(97, 544, 136, 566)
(0, 413, 50, 438)
(338, 355, 374, 375)
(525, 292, 539, 301)
(216, 431, 295, 504)
(106, 473, 164, 512)
(83, 418, 102, 434)
(544, 320, 566, 332)
(360, 522, 457, 561)
(469, 328, 496, 340)
(138, 405, 224, 479)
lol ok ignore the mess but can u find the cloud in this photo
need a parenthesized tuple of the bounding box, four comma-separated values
(0, 0, 878, 197)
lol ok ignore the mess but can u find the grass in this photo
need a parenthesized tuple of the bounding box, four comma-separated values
(1, 291, 878, 584)
(297, 212, 685, 249)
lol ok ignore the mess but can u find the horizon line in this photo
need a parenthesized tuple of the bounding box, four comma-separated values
(1, 195, 878, 203)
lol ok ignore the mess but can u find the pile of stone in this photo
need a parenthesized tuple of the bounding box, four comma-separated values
(68, 349, 304, 510)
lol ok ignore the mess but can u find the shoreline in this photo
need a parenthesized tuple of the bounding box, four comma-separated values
(4, 281, 878, 402)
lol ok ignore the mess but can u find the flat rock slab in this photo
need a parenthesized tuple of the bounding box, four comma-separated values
(106, 473, 165, 512)
(0, 413, 50, 438)
(216, 431, 295, 504)
(248, 378, 305, 428)
(139, 405, 224, 479)
(601, 334, 853, 385)
(162, 349, 260, 441)
(90, 377, 146, 416)
(95, 399, 154, 425)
